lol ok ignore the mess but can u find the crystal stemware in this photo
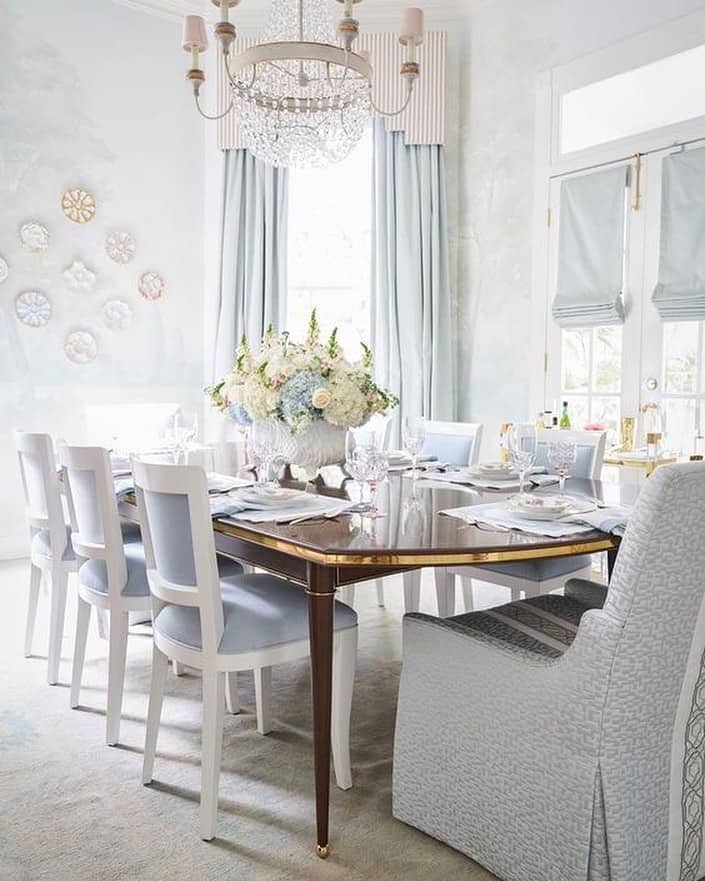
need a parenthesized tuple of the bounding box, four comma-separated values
(547, 440, 577, 499)
(402, 416, 426, 479)
(508, 423, 537, 496)
(345, 429, 369, 509)
(361, 449, 388, 519)
(248, 421, 276, 484)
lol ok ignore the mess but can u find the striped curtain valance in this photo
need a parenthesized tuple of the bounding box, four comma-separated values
(217, 31, 446, 149)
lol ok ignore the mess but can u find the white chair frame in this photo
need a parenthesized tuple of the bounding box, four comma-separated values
(61, 444, 152, 746)
(16, 431, 79, 685)
(402, 420, 484, 616)
(134, 461, 357, 841)
(436, 428, 608, 614)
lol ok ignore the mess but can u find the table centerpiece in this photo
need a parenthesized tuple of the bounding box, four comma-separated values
(206, 310, 398, 470)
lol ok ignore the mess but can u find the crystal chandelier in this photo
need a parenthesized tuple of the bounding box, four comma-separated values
(182, 0, 425, 168)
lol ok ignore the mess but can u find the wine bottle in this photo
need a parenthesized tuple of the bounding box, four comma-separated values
(559, 400, 571, 430)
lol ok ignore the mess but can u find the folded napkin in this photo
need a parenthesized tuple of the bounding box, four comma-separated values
(115, 478, 135, 500)
(419, 469, 557, 492)
(207, 473, 255, 493)
(440, 501, 631, 538)
(220, 495, 355, 524)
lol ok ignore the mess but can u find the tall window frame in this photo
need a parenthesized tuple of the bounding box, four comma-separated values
(531, 9, 705, 454)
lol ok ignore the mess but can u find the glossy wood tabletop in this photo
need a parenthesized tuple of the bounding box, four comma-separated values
(210, 471, 638, 567)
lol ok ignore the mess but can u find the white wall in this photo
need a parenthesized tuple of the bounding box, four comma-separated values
(456, 0, 705, 455)
(0, 0, 204, 557)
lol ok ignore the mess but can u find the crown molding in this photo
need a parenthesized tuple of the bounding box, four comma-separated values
(113, 0, 473, 28)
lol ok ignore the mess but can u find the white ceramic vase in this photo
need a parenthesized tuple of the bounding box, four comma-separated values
(250, 418, 346, 471)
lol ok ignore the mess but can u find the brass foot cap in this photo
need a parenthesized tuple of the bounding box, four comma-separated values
(316, 845, 330, 859)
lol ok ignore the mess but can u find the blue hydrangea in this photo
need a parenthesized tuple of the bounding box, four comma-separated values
(280, 371, 325, 428)
(227, 403, 252, 426)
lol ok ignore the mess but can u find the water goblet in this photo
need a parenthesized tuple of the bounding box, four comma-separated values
(547, 440, 577, 499)
(508, 423, 537, 497)
(345, 429, 370, 509)
(361, 449, 388, 519)
(403, 416, 426, 479)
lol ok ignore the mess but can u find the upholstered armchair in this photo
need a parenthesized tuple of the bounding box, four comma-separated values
(393, 462, 705, 881)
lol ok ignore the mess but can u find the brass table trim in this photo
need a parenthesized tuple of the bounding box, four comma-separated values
(213, 519, 618, 567)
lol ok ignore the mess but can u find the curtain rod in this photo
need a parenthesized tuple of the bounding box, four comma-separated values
(549, 133, 705, 180)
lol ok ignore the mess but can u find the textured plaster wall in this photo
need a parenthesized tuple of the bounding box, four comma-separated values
(0, 0, 204, 556)
(456, 0, 705, 455)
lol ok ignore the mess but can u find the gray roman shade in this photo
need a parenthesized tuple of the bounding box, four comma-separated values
(552, 165, 629, 327)
(652, 146, 705, 322)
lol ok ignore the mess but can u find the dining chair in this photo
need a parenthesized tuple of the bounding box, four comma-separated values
(61, 445, 243, 746)
(435, 428, 607, 614)
(393, 461, 705, 881)
(60, 444, 155, 746)
(133, 461, 358, 840)
(15, 431, 79, 685)
(402, 420, 484, 616)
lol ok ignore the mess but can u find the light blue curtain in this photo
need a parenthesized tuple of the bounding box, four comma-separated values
(371, 120, 455, 439)
(212, 149, 288, 379)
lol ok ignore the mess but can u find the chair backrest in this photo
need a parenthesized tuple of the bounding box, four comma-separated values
(133, 461, 224, 656)
(535, 428, 606, 479)
(15, 431, 67, 556)
(60, 445, 127, 598)
(423, 421, 483, 466)
(591, 463, 705, 878)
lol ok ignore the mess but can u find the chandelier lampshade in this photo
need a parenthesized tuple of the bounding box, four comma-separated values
(183, 0, 425, 168)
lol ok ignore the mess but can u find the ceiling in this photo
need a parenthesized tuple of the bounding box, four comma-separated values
(115, 0, 474, 29)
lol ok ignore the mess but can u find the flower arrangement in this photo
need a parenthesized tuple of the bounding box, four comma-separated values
(206, 310, 398, 434)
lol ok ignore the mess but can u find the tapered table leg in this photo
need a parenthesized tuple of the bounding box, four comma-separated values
(607, 546, 619, 580)
(306, 562, 336, 859)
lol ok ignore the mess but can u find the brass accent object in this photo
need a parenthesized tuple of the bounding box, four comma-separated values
(316, 845, 330, 859)
(186, 68, 205, 97)
(620, 416, 635, 452)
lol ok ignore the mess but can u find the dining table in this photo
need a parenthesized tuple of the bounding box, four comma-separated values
(118, 468, 638, 859)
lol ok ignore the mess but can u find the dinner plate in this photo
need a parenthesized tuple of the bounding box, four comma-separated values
(468, 465, 518, 480)
(231, 486, 318, 509)
(508, 495, 595, 521)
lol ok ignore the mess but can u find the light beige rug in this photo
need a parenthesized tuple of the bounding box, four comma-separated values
(0, 559, 498, 881)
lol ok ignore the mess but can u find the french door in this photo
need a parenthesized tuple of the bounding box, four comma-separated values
(544, 138, 705, 454)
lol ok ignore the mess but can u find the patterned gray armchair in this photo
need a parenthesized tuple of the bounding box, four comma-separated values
(393, 462, 705, 881)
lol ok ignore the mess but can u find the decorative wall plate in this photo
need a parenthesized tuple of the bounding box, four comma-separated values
(19, 221, 50, 252)
(138, 271, 165, 301)
(64, 330, 97, 364)
(64, 260, 96, 291)
(0, 256, 8, 284)
(61, 188, 96, 223)
(15, 290, 52, 327)
(103, 299, 133, 330)
(105, 231, 136, 264)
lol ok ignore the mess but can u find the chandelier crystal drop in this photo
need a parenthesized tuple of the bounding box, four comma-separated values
(182, 0, 425, 168)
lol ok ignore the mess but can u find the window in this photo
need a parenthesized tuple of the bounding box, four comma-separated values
(561, 326, 622, 436)
(560, 43, 705, 154)
(287, 127, 372, 353)
(661, 321, 705, 452)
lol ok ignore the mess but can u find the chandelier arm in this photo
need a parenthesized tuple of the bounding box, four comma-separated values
(369, 80, 415, 117)
(194, 93, 235, 120)
(223, 50, 258, 94)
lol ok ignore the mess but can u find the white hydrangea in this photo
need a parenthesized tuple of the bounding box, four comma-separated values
(324, 371, 367, 427)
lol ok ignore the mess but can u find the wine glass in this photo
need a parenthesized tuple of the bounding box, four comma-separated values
(248, 421, 275, 484)
(402, 416, 426, 479)
(361, 449, 388, 519)
(345, 429, 369, 508)
(547, 440, 577, 499)
(507, 423, 537, 496)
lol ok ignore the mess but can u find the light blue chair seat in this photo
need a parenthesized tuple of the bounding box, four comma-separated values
(477, 553, 593, 582)
(31, 524, 75, 561)
(154, 573, 358, 655)
(79, 543, 243, 599)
